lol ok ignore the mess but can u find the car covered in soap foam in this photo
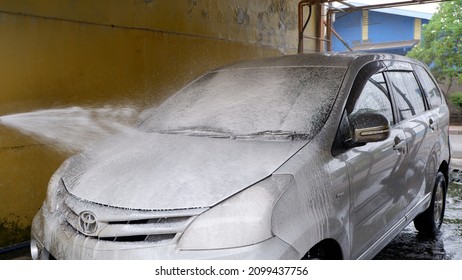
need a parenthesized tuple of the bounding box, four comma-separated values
(31, 52, 450, 259)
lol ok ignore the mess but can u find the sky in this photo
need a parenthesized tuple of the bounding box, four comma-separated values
(334, 0, 440, 14)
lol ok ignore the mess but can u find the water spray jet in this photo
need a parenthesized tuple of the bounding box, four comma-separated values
(0, 106, 139, 153)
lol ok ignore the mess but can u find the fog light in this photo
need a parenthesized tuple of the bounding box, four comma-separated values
(30, 239, 49, 260)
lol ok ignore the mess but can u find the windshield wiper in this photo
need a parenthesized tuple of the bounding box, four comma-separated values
(234, 130, 308, 140)
(157, 129, 308, 141)
(157, 128, 232, 138)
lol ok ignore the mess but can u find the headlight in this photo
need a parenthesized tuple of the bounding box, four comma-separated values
(44, 157, 72, 213)
(178, 175, 294, 250)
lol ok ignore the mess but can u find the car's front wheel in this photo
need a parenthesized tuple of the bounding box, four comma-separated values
(413, 171, 446, 237)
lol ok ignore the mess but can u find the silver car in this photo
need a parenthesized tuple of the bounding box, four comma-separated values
(31, 53, 450, 260)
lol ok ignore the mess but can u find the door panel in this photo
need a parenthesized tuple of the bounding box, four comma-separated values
(387, 70, 438, 212)
(346, 125, 407, 258)
(334, 64, 411, 258)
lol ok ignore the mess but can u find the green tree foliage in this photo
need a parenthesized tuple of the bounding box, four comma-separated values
(449, 92, 462, 110)
(407, 0, 462, 93)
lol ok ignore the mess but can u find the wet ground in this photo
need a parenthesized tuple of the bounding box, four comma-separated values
(374, 181, 462, 260)
(0, 245, 30, 260)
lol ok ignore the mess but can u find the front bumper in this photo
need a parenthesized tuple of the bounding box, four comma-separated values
(31, 207, 299, 260)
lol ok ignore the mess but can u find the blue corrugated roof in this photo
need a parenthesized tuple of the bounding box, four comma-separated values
(337, 2, 433, 20)
(371, 7, 433, 20)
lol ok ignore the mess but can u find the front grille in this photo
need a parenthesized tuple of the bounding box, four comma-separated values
(99, 234, 175, 243)
(60, 194, 208, 245)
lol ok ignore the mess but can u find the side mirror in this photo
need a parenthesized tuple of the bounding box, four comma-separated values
(349, 113, 390, 144)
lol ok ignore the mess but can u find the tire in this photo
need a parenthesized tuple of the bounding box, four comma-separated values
(413, 172, 446, 237)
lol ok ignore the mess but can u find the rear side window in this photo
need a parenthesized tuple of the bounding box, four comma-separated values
(387, 71, 426, 121)
(414, 66, 443, 109)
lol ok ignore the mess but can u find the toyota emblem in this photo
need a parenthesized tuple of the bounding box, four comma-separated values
(78, 211, 98, 235)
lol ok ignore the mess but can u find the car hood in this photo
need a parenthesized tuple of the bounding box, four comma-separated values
(63, 132, 307, 210)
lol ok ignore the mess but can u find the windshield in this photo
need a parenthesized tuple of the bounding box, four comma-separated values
(140, 66, 346, 139)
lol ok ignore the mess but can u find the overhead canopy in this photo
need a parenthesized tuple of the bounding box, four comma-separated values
(332, 0, 443, 11)
(351, 40, 420, 55)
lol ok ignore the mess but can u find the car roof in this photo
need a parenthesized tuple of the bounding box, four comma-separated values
(216, 52, 423, 71)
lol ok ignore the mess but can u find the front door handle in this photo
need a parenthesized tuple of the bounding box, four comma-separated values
(429, 119, 437, 131)
(393, 136, 406, 154)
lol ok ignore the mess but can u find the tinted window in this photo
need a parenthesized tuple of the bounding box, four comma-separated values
(351, 72, 394, 125)
(414, 66, 443, 109)
(387, 71, 426, 121)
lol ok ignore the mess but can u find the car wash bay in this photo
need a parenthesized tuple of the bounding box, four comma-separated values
(1, 0, 459, 259)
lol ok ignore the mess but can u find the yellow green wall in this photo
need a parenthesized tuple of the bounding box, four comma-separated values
(0, 0, 316, 248)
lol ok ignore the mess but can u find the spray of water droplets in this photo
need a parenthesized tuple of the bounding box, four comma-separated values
(0, 106, 139, 153)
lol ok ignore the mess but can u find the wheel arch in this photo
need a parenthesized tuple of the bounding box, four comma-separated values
(302, 238, 343, 260)
(439, 160, 449, 189)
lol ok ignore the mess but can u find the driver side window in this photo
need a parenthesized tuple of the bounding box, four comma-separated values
(332, 63, 394, 156)
(350, 72, 394, 125)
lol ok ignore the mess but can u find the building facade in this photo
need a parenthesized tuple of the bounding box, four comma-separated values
(332, 6, 431, 55)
